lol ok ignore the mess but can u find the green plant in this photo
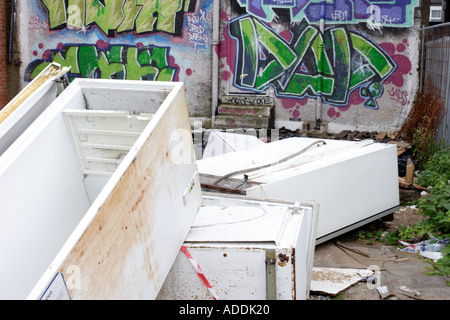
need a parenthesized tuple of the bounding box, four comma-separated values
(426, 245, 450, 277)
(407, 145, 449, 277)
(361, 144, 450, 277)
(411, 126, 443, 170)
(410, 145, 450, 238)
(415, 184, 450, 236)
(357, 229, 398, 245)
(417, 144, 450, 187)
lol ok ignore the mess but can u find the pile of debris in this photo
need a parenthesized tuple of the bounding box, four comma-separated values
(333, 130, 384, 141)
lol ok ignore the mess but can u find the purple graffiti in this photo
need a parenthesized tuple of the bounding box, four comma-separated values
(236, 0, 418, 27)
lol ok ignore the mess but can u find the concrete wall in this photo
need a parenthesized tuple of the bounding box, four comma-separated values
(16, 0, 213, 117)
(14, 1, 422, 133)
(218, 0, 421, 133)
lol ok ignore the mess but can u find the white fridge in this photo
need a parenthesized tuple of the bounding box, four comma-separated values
(158, 193, 319, 300)
(0, 63, 68, 156)
(197, 136, 400, 244)
(0, 79, 201, 299)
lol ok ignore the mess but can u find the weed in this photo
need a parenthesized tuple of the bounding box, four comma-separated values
(360, 143, 450, 276)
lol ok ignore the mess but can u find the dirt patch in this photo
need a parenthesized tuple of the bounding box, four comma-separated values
(309, 205, 432, 300)
(383, 205, 427, 233)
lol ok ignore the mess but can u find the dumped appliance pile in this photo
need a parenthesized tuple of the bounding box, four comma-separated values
(1, 68, 446, 300)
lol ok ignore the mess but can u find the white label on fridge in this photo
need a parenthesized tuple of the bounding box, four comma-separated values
(40, 272, 71, 300)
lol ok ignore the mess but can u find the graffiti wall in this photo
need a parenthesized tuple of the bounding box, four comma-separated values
(19, 0, 213, 117)
(16, 0, 421, 131)
(218, 0, 420, 132)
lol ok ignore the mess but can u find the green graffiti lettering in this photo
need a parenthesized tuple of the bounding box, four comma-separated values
(229, 16, 396, 109)
(67, 0, 85, 29)
(350, 33, 395, 79)
(97, 53, 125, 79)
(327, 28, 350, 104)
(135, 0, 158, 34)
(85, 0, 123, 34)
(253, 19, 296, 70)
(41, 0, 67, 29)
(285, 74, 335, 96)
(126, 47, 159, 80)
(24, 44, 178, 82)
(117, 0, 143, 33)
(41, 0, 196, 36)
(52, 46, 83, 73)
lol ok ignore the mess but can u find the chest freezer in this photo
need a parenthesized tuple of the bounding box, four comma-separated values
(157, 193, 319, 300)
(0, 63, 69, 156)
(197, 137, 400, 244)
(0, 79, 202, 299)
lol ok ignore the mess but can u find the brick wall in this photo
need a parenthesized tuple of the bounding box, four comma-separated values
(0, 1, 7, 109)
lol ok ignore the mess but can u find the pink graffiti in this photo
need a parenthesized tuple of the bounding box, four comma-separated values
(216, 12, 236, 76)
(221, 70, 231, 81)
(29, 15, 49, 32)
(326, 90, 360, 119)
(169, 55, 180, 82)
(380, 41, 412, 88)
(218, 107, 259, 115)
(327, 107, 340, 119)
(96, 39, 110, 50)
(388, 86, 410, 106)
(281, 97, 308, 119)
(347, 90, 364, 108)
(279, 30, 292, 42)
(42, 49, 51, 60)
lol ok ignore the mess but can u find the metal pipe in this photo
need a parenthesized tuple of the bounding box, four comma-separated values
(315, 1, 326, 130)
(8, 0, 16, 64)
(211, 0, 220, 128)
(213, 140, 327, 185)
(419, 29, 425, 91)
(441, 41, 450, 142)
(418, 21, 450, 31)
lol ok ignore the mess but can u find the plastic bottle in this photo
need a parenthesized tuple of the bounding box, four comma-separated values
(420, 243, 446, 252)
(362, 276, 377, 284)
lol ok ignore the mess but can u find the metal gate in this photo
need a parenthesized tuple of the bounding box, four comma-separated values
(419, 23, 450, 145)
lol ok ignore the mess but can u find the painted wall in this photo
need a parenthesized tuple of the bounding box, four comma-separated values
(17, 0, 213, 117)
(218, 0, 421, 133)
(16, 1, 421, 132)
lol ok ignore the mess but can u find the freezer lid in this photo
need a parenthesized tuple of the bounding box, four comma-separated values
(185, 204, 290, 245)
(197, 137, 376, 183)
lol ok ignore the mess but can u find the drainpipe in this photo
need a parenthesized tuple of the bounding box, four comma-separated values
(315, 0, 326, 130)
(0, 0, 8, 109)
(211, 0, 220, 128)
(8, 0, 16, 64)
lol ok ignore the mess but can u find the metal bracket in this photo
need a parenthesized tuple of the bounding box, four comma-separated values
(265, 249, 276, 300)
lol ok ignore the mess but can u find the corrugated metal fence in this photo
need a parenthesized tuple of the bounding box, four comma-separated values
(419, 23, 450, 145)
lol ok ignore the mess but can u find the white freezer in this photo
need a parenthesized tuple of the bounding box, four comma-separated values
(0, 63, 69, 156)
(157, 193, 319, 300)
(197, 137, 400, 244)
(0, 79, 201, 299)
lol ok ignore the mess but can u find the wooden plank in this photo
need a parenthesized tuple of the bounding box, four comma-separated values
(375, 132, 387, 141)
(335, 130, 351, 140)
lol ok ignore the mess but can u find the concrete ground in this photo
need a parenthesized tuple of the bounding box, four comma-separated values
(309, 205, 449, 300)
